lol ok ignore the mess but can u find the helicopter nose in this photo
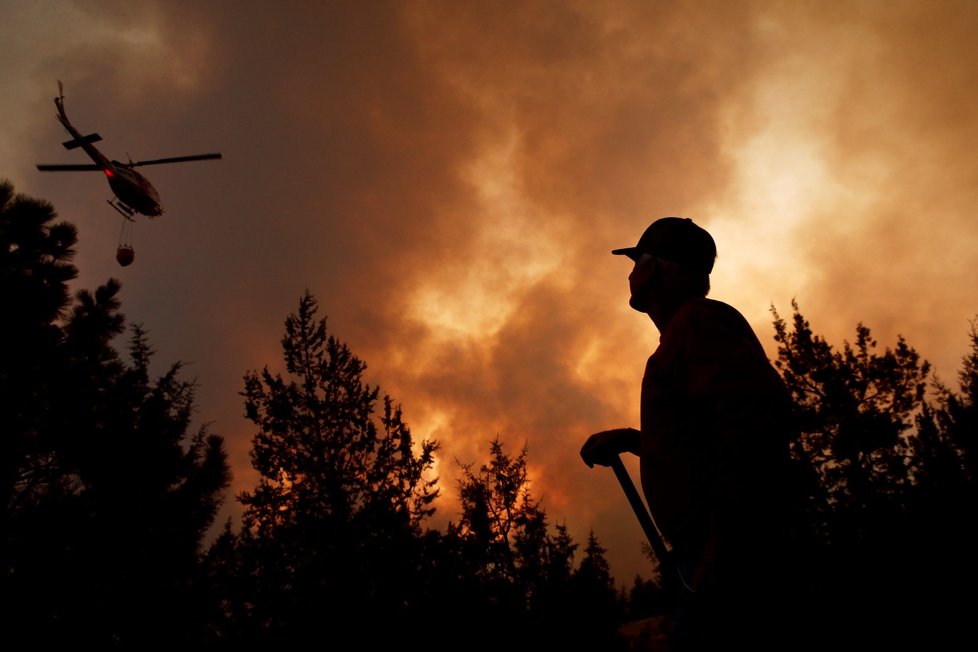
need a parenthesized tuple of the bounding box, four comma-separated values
(148, 191, 163, 215)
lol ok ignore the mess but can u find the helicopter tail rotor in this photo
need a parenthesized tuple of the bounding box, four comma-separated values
(61, 132, 103, 150)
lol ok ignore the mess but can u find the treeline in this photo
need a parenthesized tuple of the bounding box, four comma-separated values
(3, 180, 977, 649)
(772, 302, 978, 648)
(0, 181, 635, 649)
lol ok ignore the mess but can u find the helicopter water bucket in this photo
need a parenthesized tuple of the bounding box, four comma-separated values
(116, 244, 135, 267)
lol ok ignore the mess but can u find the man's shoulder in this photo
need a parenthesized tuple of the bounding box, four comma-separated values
(666, 298, 767, 356)
(672, 298, 749, 330)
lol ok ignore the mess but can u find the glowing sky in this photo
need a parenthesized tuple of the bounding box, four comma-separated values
(4, 0, 978, 583)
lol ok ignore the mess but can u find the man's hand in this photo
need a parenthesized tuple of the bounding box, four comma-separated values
(580, 427, 641, 468)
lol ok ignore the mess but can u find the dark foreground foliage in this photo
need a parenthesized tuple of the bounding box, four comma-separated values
(1, 180, 231, 646)
(772, 301, 978, 649)
(3, 180, 976, 649)
(204, 291, 631, 649)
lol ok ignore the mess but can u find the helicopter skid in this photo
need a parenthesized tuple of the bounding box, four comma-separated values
(107, 197, 136, 221)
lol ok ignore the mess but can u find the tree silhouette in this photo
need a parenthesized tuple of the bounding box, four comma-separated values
(568, 530, 629, 647)
(909, 318, 978, 647)
(231, 290, 439, 643)
(930, 319, 978, 484)
(20, 176, 977, 645)
(1, 180, 78, 515)
(1, 180, 231, 646)
(771, 300, 978, 649)
(773, 300, 930, 517)
(452, 438, 534, 584)
(448, 437, 628, 648)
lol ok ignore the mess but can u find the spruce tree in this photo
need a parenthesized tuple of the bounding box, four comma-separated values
(770, 301, 972, 648)
(1, 180, 230, 646)
(235, 290, 439, 643)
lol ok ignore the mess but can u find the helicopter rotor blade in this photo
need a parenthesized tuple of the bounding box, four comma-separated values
(129, 153, 223, 167)
(37, 163, 104, 171)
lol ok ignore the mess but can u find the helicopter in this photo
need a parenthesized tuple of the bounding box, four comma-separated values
(36, 82, 222, 265)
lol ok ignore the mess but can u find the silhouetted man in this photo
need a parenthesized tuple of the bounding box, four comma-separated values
(581, 217, 809, 651)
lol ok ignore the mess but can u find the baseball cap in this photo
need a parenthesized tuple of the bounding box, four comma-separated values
(612, 217, 716, 274)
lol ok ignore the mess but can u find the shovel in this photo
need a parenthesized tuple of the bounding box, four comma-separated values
(610, 454, 695, 593)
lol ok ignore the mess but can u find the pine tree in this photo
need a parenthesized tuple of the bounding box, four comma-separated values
(568, 530, 628, 648)
(771, 300, 931, 529)
(932, 318, 978, 482)
(770, 300, 974, 648)
(907, 318, 978, 646)
(1, 180, 231, 646)
(450, 438, 627, 648)
(235, 290, 439, 643)
(1, 179, 78, 513)
(451, 438, 537, 601)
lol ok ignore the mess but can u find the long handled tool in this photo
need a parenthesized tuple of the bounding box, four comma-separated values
(610, 454, 695, 593)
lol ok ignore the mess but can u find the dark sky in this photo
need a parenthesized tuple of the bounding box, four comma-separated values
(4, 0, 978, 583)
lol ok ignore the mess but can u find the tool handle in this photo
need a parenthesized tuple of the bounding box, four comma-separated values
(610, 455, 695, 592)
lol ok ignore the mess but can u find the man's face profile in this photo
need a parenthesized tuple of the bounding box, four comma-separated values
(628, 253, 658, 312)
